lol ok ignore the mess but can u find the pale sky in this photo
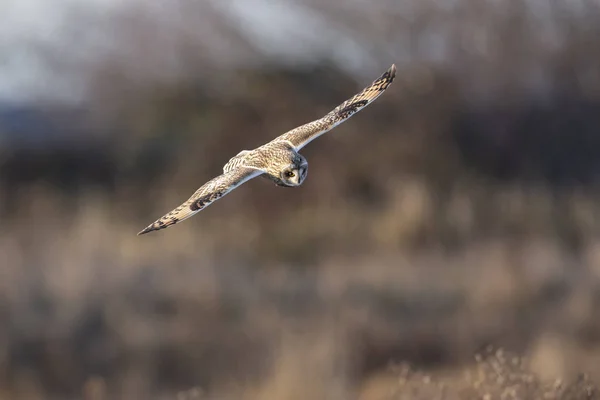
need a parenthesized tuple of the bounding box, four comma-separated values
(1, 0, 122, 103)
(0, 0, 592, 105)
(2, 1, 154, 102)
(0, 0, 371, 105)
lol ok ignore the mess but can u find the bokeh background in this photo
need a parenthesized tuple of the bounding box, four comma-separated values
(2, 0, 600, 399)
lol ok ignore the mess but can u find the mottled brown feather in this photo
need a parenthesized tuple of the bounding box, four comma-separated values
(273, 64, 396, 150)
(138, 167, 263, 235)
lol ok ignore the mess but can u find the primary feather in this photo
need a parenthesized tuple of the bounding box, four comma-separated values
(273, 64, 396, 150)
(138, 167, 263, 235)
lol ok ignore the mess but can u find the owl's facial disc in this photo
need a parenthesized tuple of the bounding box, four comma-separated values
(281, 163, 307, 187)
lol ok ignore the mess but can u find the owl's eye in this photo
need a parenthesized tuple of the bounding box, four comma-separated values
(285, 171, 295, 178)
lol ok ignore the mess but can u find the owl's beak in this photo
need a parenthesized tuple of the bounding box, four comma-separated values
(299, 165, 307, 181)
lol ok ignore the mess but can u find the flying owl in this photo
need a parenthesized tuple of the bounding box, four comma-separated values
(138, 64, 396, 235)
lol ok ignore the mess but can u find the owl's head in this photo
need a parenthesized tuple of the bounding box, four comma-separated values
(280, 160, 308, 187)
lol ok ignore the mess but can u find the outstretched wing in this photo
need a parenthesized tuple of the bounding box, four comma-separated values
(138, 167, 263, 235)
(274, 64, 396, 150)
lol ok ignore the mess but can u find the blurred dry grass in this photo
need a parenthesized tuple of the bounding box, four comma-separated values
(2, 177, 600, 399)
(174, 348, 599, 400)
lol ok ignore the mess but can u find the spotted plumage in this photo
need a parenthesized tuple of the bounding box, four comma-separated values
(138, 64, 396, 235)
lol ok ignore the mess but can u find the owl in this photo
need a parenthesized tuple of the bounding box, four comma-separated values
(139, 64, 396, 235)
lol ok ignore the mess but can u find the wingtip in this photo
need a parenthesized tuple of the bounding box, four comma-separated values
(138, 219, 172, 236)
(137, 225, 155, 236)
(388, 64, 397, 78)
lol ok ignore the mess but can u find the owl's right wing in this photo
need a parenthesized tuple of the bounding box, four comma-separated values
(138, 166, 263, 235)
(274, 64, 396, 150)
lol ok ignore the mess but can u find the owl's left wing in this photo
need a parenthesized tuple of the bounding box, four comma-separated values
(138, 166, 263, 235)
(274, 64, 396, 150)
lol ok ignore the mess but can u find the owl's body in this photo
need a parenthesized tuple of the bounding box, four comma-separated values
(138, 64, 396, 235)
(224, 141, 308, 187)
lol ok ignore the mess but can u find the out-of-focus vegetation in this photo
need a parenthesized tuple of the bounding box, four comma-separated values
(175, 348, 598, 400)
(2, 0, 600, 399)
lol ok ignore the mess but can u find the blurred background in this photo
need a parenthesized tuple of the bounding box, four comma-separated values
(2, 0, 600, 399)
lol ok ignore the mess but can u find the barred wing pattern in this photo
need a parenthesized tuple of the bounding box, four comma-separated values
(138, 167, 263, 235)
(275, 64, 396, 150)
